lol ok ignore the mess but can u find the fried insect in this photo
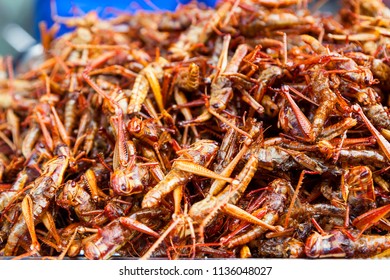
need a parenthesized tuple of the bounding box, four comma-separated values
(84, 207, 170, 260)
(220, 178, 290, 248)
(4, 151, 69, 256)
(141, 139, 219, 208)
(2, 0, 390, 260)
(306, 229, 390, 258)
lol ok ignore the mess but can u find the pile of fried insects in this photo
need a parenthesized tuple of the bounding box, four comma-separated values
(2, 0, 390, 259)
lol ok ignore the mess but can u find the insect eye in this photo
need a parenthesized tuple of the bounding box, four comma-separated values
(120, 184, 127, 192)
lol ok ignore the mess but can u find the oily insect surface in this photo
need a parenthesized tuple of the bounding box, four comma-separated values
(2, 0, 390, 259)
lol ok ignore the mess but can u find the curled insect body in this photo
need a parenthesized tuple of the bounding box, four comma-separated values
(3, 153, 69, 256)
(338, 149, 387, 168)
(169, 1, 233, 58)
(345, 52, 390, 90)
(220, 178, 290, 248)
(305, 229, 390, 258)
(128, 57, 168, 115)
(341, 166, 375, 203)
(210, 44, 248, 112)
(251, 237, 305, 258)
(0, 171, 28, 213)
(175, 63, 200, 93)
(56, 179, 100, 225)
(142, 139, 219, 208)
(110, 165, 151, 197)
(3, 0, 390, 260)
(158, 12, 191, 32)
(308, 68, 339, 140)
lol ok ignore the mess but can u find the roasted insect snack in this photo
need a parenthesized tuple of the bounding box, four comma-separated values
(2, 0, 390, 259)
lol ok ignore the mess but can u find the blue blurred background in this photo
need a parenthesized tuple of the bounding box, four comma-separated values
(0, 0, 340, 58)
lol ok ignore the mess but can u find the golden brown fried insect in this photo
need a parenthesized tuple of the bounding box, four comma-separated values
(4, 151, 69, 256)
(128, 57, 168, 115)
(84, 207, 170, 260)
(252, 237, 305, 258)
(2, 0, 390, 261)
(220, 178, 290, 248)
(175, 63, 200, 93)
(142, 139, 219, 208)
(306, 229, 390, 258)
